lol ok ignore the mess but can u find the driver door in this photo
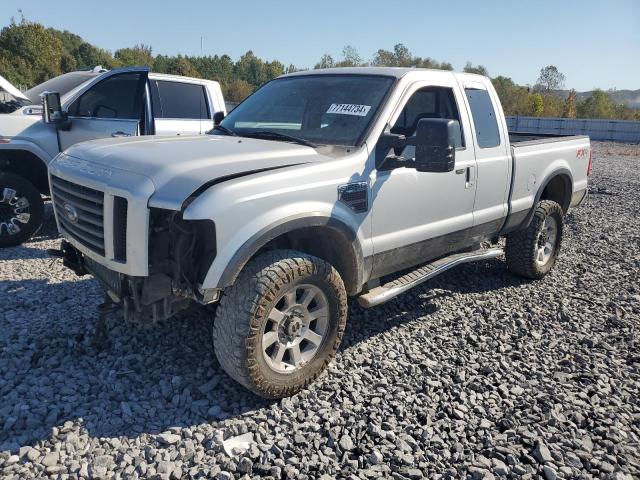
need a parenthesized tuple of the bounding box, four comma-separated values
(58, 71, 149, 151)
(369, 80, 478, 278)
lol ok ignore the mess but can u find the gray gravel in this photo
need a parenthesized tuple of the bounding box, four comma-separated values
(1, 141, 639, 479)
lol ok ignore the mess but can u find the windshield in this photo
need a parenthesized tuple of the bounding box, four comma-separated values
(23, 71, 99, 104)
(216, 74, 394, 146)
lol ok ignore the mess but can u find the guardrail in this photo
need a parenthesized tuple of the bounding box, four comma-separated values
(506, 116, 640, 143)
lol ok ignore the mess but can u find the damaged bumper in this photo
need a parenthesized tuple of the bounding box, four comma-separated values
(50, 240, 220, 323)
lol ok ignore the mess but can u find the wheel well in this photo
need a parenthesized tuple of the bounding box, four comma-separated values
(252, 226, 362, 296)
(540, 174, 571, 213)
(0, 150, 49, 195)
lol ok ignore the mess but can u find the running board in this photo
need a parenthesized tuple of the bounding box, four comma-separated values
(357, 248, 503, 308)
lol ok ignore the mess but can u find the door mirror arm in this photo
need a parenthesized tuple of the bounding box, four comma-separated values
(376, 119, 459, 173)
(376, 132, 414, 170)
(42, 92, 71, 130)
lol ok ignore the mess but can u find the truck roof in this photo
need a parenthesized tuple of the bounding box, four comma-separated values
(282, 66, 487, 83)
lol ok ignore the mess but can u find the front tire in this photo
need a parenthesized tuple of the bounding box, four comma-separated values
(505, 200, 564, 279)
(0, 172, 44, 248)
(213, 249, 347, 398)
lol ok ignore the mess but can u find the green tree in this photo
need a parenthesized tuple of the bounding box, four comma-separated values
(370, 43, 453, 70)
(577, 89, 615, 119)
(314, 54, 334, 69)
(114, 44, 154, 67)
(225, 79, 253, 102)
(371, 43, 413, 67)
(531, 93, 544, 116)
(0, 17, 69, 86)
(540, 93, 564, 117)
(492, 76, 535, 115)
(463, 62, 488, 76)
(336, 45, 362, 67)
(535, 65, 565, 92)
(74, 42, 116, 69)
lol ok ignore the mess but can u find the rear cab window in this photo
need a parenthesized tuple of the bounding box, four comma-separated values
(464, 88, 501, 148)
(153, 81, 210, 119)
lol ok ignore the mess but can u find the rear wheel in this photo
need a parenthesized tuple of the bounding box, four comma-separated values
(213, 249, 347, 398)
(0, 172, 44, 248)
(505, 200, 564, 279)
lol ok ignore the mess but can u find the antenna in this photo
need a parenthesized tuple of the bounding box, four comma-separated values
(199, 35, 203, 134)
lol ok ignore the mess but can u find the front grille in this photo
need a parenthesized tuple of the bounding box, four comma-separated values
(51, 176, 105, 255)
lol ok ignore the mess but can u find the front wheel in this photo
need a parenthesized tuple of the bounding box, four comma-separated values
(0, 172, 44, 248)
(213, 250, 347, 398)
(505, 200, 564, 279)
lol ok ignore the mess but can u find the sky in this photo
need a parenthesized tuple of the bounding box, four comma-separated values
(4, 0, 639, 91)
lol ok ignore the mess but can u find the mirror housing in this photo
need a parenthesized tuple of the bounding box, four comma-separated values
(213, 111, 225, 126)
(413, 118, 458, 173)
(42, 92, 68, 125)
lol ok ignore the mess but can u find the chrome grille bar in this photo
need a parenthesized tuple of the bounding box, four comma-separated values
(51, 175, 105, 255)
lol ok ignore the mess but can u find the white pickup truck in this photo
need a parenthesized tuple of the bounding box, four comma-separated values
(48, 67, 590, 397)
(0, 67, 226, 246)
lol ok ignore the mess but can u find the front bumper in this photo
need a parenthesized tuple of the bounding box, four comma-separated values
(52, 240, 192, 323)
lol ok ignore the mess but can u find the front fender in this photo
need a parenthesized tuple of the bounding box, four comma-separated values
(216, 212, 364, 289)
(187, 199, 367, 290)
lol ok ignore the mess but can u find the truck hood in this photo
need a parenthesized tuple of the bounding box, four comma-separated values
(62, 134, 320, 209)
(0, 74, 30, 102)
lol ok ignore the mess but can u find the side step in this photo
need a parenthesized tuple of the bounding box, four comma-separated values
(358, 248, 503, 308)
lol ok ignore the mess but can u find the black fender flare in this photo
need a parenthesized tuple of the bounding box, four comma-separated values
(502, 168, 573, 235)
(0, 148, 50, 194)
(217, 214, 365, 294)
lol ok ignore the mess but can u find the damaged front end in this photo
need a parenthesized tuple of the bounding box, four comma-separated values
(51, 209, 218, 323)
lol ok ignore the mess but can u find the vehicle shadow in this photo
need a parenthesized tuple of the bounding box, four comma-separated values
(0, 257, 526, 452)
(339, 257, 527, 348)
(0, 277, 275, 452)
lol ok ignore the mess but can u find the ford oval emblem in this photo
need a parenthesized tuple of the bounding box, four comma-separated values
(63, 203, 79, 223)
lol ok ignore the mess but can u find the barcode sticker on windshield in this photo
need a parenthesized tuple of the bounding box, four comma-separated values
(326, 104, 371, 117)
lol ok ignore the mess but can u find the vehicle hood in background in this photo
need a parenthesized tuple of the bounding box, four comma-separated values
(0, 74, 30, 102)
(61, 134, 321, 210)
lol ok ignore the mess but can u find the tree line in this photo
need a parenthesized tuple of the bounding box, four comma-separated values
(1, 16, 637, 120)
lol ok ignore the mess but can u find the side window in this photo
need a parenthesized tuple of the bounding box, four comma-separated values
(392, 87, 464, 147)
(155, 81, 210, 119)
(465, 88, 500, 148)
(69, 73, 145, 119)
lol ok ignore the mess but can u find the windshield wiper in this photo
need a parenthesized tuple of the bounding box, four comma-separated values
(212, 124, 237, 136)
(241, 130, 316, 148)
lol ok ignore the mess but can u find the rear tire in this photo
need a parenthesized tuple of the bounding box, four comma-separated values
(505, 200, 564, 279)
(213, 249, 347, 398)
(0, 172, 44, 248)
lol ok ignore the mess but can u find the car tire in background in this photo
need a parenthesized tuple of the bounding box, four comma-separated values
(0, 172, 44, 247)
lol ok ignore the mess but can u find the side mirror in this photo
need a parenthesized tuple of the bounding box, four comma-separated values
(42, 92, 68, 125)
(213, 111, 225, 126)
(413, 118, 458, 173)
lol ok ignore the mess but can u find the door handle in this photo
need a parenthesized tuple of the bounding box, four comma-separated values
(455, 168, 465, 174)
(465, 166, 476, 189)
(111, 131, 131, 137)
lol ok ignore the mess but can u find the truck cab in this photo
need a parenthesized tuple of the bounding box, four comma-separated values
(48, 67, 590, 398)
(0, 67, 226, 247)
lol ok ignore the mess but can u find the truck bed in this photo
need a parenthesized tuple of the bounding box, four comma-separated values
(506, 133, 590, 231)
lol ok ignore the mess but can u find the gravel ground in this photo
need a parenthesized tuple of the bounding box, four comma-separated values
(1, 141, 639, 479)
